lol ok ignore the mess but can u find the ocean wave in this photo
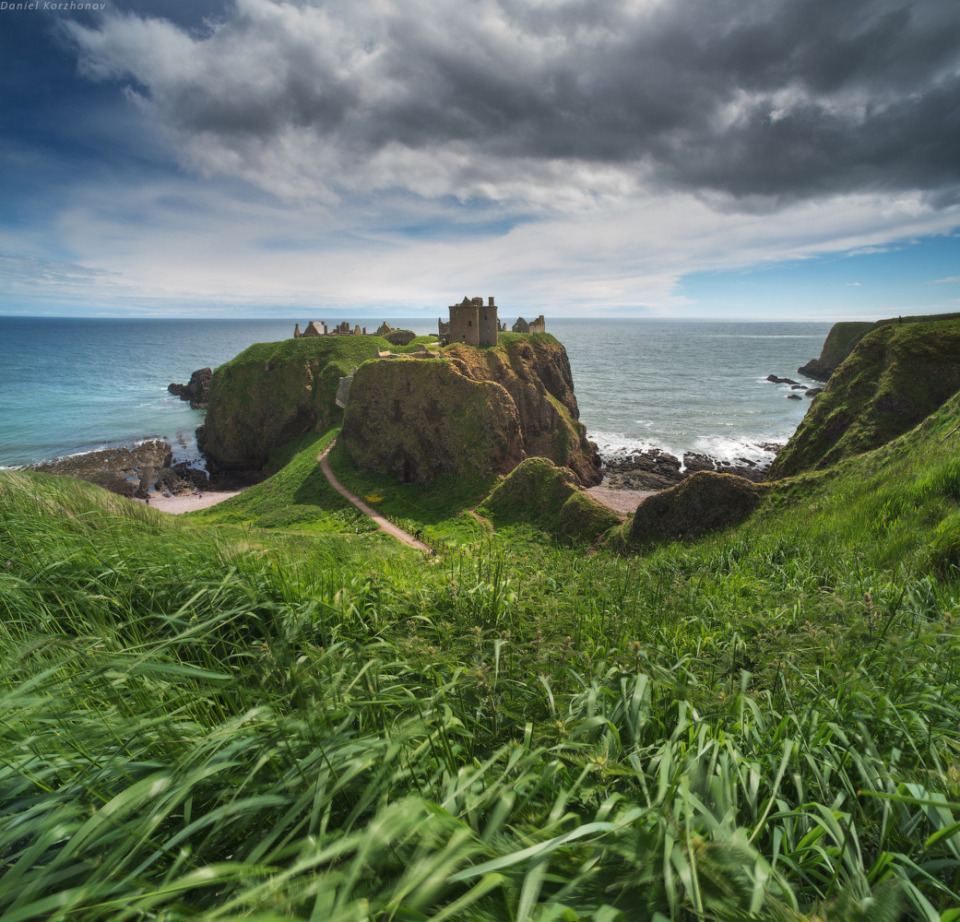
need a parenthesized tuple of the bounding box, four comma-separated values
(589, 430, 782, 468)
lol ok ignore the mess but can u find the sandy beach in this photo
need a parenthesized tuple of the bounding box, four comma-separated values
(139, 490, 246, 514)
(586, 485, 656, 518)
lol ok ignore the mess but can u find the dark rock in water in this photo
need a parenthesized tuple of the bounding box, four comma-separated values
(29, 439, 173, 478)
(602, 448, 684, 491)
(766, 375, 799, 385)
(168, 367, 212, 409)
(805, 388, 823, 398)
(787, 393, 802, 400)
(87, 471, 137, 498)
(135, 465, 156, 499)
(173, 462, 210, 490)
(681, 452, 768, 483)
(630, 471, 766, 540)
(384, 329, 416, 346)
(791, 384, 806, 390)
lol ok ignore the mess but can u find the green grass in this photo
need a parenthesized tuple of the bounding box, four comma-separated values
(4, 393, 960, 919)
(325, 437, 498, 549)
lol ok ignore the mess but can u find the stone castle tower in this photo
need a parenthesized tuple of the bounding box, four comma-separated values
(444, 296, 498, 347)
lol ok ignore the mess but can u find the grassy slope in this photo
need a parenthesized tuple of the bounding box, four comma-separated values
(3, 399, 960, 917)
(772, 318, 960, 478)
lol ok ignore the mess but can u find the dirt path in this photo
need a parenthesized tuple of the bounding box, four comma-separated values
(318, 443, 433, 553)
(464, 507, 494, 534)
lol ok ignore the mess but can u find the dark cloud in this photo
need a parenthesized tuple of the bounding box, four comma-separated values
(67, 0, 960, 206)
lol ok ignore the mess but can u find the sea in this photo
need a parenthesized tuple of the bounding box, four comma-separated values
(0, 316, 831, 470)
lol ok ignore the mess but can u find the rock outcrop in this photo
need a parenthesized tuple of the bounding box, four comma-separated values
(600, 446, 776, 490)
(199, 336, 384, 475)
(168, 367, 212, 409)
(480, 457, 618, 542)
(384, 329, 416, 346)
(26, 440, 210, 499)
(29, 439, 173, 478)
(342, 360, 524, 485)
(342, 336, 601, 486)
(798, 313, 960, 383)
(771, 318, 960, 479)
(629, 471, 766, 541)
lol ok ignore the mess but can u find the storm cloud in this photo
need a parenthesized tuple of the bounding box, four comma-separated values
(66, 0, 960, 209)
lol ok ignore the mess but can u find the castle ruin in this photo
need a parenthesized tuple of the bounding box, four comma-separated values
(294, 321, 368, 338)
(439, 296, 501, 347)
(512, 315, 546, 334)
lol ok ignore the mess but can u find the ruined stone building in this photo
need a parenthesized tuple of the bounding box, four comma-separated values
(512, 315, 546, 334)
(438, 296, 499, 347)
(294, 321, 367, 337)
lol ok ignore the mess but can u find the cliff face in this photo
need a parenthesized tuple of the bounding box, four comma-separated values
(771, 319, 960, 479)
(798, 322, 873, 382)
(342, 335, 601, 486)
(798, 312, 960, 382)
(199, 336, 383, 474)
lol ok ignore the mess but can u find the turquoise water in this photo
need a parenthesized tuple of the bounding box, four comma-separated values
(0, 316, 830, 468)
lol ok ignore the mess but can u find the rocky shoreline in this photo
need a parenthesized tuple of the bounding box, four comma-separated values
(598, 443, 782, 491)
(26, 438, 214, 501)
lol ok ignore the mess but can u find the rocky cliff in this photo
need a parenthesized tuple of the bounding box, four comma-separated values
(798, 312, 960, 382)
(771, 318, 960, 478)
(342, 335, 601, 486)
(797, 322, 874, 382)
(199, 336, 383, 475)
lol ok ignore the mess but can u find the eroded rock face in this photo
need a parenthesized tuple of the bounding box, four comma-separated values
(442, 339, 601, 485)
(168, 367, 212, 409)
(342, 360, 523, 484)
(342, 338, 601, 486)
(199, 337, 383, 474)
(629, 471, 766, 541)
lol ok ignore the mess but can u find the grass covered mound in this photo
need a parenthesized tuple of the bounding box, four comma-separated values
(627, 471, 766, 543)
(480, 456, 618, 542)
(5, 386, 960, 917)
(772, 318, 960, 478)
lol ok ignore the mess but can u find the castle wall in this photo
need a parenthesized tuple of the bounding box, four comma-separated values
(479, 296, 498, 346)
(448, 303, 480, 346)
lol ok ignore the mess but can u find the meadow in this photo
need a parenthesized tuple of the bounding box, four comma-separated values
(2, 397, 960, 920)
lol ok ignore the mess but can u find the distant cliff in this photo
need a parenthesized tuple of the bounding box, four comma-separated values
(342, 335, 601, 486)
(771, 318, 960, 478)
(798, 312, 960, 382)
(797, 322, 874, 382)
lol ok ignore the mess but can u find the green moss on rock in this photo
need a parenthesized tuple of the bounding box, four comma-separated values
(480, 457, 617, 542)
(772, 319, 960, 479)
(342, 337, 601, 487)
(341, 359, 523, 484)
(200, 336, 384, 473)
(629, 471, 766, 542)
(798, 322, 874, 381)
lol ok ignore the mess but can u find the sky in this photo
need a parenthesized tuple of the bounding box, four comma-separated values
(0, 0, 958, 320)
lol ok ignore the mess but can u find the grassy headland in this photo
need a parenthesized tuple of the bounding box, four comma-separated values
(2, 332, 960, 920)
